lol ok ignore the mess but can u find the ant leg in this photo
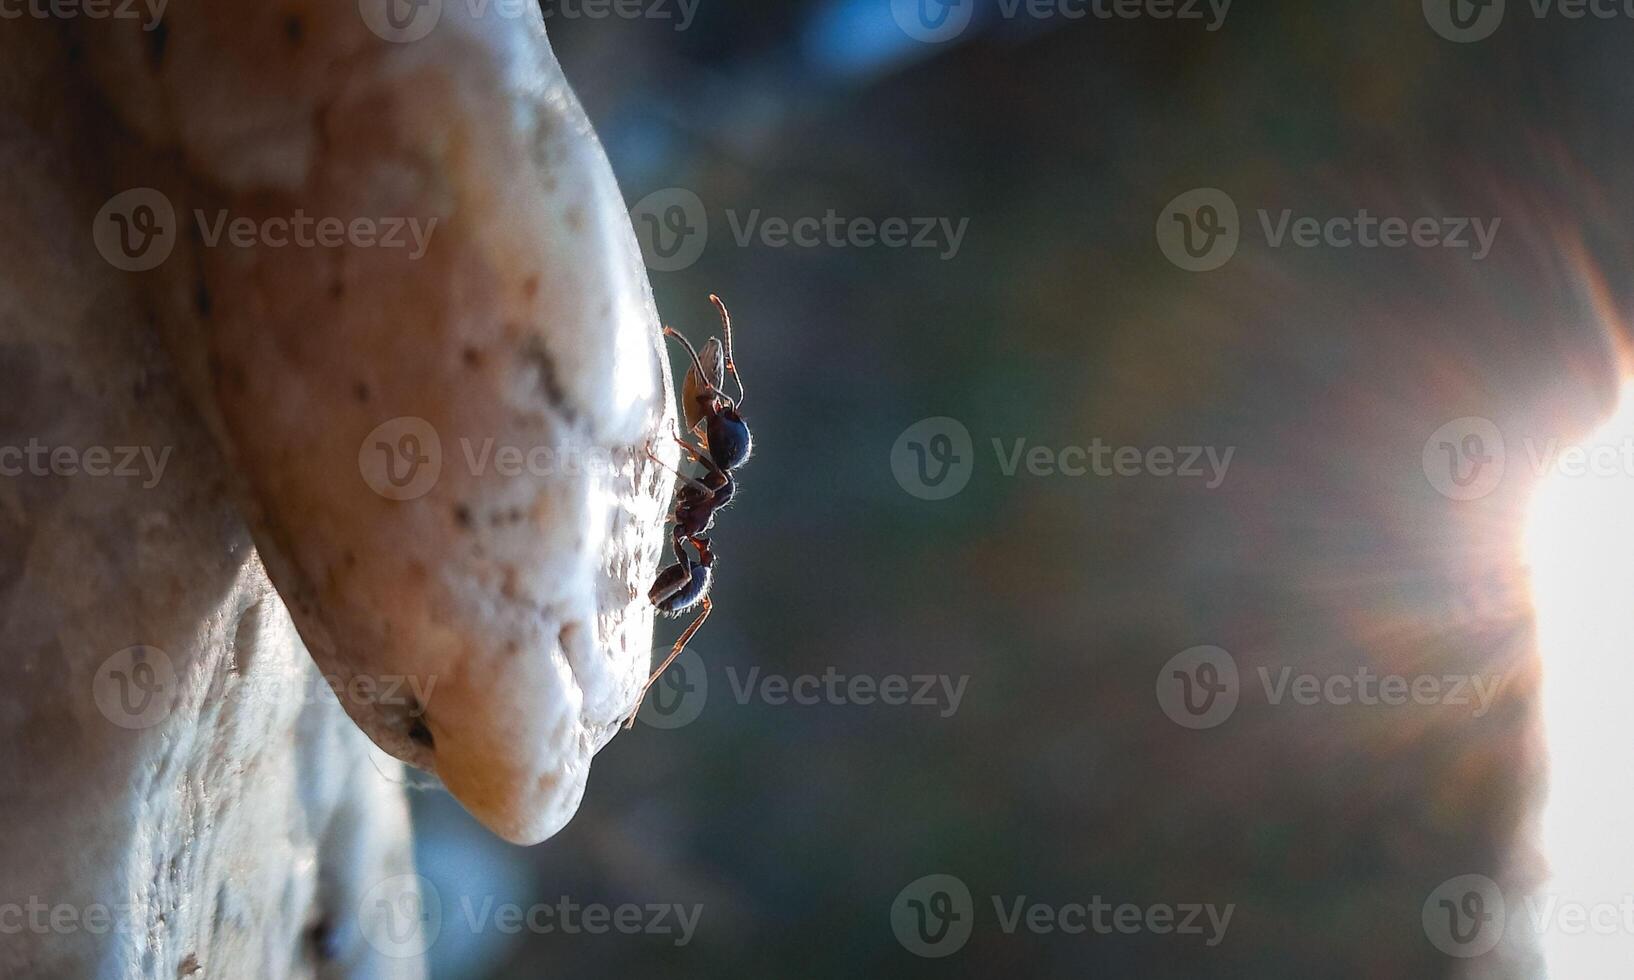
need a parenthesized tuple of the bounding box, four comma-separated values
(624, 596, 712, 730)
(672, 433, 730, 486)
(709, 295, 745, 408)
(645, 445, 714, 499)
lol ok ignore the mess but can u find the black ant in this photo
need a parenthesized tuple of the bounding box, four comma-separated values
(625, 295, 750, 728)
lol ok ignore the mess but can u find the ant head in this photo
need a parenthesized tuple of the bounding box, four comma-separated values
(706, 407, 752, 472)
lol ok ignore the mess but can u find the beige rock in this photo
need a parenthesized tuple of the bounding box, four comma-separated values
(73, 0, 677, 846)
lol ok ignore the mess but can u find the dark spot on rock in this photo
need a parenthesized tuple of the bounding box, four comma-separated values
(146, 20, 169, 71)
(489, 507, 524, 528)
(303, 920, 340, 962)
(343, 550, 357, 568)
(284, 14, 304, 46)
(408, 719, 434, 749)
(329, 280, 345, 300)
(453, 504, 472, 528)
(565, 207, 584, 232)
(195, 280, 212, 318)
(177, 952, 203, 976)
(462, 346, 482, 368)
(523, 275, 539, 298)
(519, 336, 573, 421)
(353, 381, 370, 403)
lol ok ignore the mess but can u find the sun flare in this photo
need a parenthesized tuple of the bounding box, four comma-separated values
(1526, 384, 1634, 977)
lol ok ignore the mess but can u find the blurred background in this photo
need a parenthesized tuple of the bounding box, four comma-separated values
(411, 1, 1634, 975)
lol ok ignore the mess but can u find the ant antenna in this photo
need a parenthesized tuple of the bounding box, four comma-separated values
(709, 294, 745, 408)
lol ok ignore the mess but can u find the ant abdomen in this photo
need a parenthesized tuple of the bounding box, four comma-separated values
(650, 560, 712, 615)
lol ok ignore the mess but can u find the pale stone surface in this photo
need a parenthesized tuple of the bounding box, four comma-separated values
(74, 0, 677, 847)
